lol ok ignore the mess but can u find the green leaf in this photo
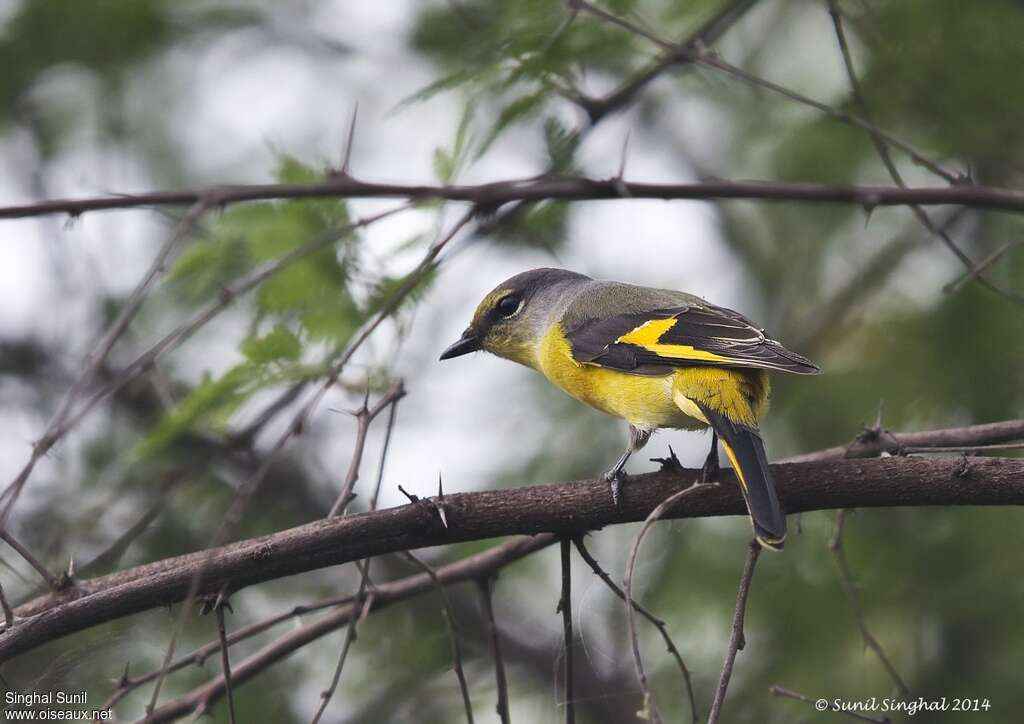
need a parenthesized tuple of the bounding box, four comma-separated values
(137, 364, 258, 456)
(433, 147, 455, 183)
(476, 92, 545, 158)
(241, 325, 301, 364)
(365, 266, 438, 317)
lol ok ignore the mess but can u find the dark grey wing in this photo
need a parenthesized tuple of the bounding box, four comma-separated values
(564, 300, 821, 376)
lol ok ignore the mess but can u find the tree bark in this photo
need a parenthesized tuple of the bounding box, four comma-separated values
(3, 455, 1022, 663)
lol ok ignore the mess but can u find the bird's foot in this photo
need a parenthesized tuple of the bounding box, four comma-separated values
(603, 468, 628, 511)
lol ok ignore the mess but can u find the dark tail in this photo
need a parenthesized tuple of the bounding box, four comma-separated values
(701, 407, 786, 550)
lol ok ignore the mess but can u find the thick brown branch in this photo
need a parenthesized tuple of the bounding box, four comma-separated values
(4, 455, 1023, 662)
(3, 175, 1024, 219)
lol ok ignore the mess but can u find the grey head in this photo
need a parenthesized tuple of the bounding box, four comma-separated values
(439, 268, 591, 368)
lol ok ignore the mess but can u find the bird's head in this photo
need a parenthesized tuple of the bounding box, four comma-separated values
(440, 267, 589, 368)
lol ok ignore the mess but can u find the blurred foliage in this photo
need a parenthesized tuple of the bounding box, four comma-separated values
(2, 0, 1024, 722)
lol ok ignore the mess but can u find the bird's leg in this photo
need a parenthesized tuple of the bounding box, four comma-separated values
(699, 430, 720, 485)
(603, 425, 652, 510)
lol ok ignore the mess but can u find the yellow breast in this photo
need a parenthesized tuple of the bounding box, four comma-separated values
(537, 325, 701, 429)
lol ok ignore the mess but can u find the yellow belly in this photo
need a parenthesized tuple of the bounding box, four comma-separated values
(537, 327, 695, 429)
(537, 324, 768, 430)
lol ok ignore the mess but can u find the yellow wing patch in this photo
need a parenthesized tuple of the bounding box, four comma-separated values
(616, 318, 678, 346)
(617, 317, 734, 364)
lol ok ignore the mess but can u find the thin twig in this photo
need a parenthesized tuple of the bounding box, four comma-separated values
(0, 582, 12, 629)
(214, 602, 237, 724)
(573, 536, 697, 723)
(557, 538, 575, 724)
(81, 469, 191, 576)
(368, 391, 401, 512)
(404, 551, 475, 724)
(784, 418, 1024, 463)
(829, 510, 910, 695)
(328, 381, 406, 517)
(707, 539, 762, 724)
(476, 576, 511, 724)
(769, 684, 891, 723)
(944, 239, 1024, 294)
(309, 578, 372, 724)
(0, 530, 61, 590)
(624, 482, 713, 723)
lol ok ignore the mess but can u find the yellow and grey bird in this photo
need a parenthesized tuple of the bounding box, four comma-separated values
(440, 268, 820, 549)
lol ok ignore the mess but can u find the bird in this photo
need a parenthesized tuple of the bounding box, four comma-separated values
(439, 268, 820, 549)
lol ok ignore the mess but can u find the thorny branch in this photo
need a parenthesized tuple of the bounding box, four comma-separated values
(7, 175, 1024, 219)
(5, 450, 1024, 662)
(784, 418, 1024, 463)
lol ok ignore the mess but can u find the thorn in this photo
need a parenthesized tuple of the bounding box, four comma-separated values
(117, 662, 131, 688)
(434, 473, 449, 528)
(616, 131, 631, 181)
(341, 103, 359, 176)
(398, 484, 419, 503)
(650, 445, 683, 472)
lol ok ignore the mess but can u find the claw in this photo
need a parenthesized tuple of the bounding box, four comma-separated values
(603, 468, 627, 511)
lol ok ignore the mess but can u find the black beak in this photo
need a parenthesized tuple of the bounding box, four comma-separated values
(439, 333, 481, 360)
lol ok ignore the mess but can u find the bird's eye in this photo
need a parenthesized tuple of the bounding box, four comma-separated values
(496, 294, 521, 318)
